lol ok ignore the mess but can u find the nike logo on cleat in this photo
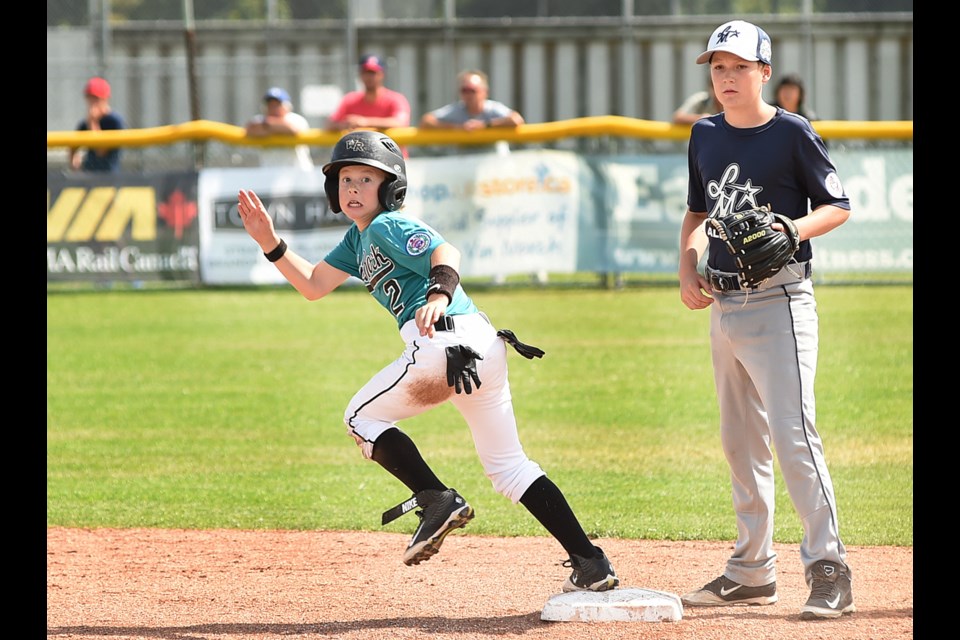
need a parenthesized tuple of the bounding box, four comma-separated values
(407, 523, 426, 549)
(720, 585, 742, 596)
(826, 593, 841, 608)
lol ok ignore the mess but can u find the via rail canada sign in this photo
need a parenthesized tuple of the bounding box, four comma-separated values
(46, 171, 200, 283)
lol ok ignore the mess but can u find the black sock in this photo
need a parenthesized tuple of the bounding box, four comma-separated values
(371, 427, 446, 494)
(519, 475, 597, 559)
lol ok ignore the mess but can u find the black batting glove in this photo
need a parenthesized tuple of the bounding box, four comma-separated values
(445, 345, 483, 394)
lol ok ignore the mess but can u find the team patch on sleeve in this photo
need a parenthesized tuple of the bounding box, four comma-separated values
(824, 172, 845, 198)
(405, 232, 432, 256)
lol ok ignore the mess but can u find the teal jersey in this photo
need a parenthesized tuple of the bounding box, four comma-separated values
(323, 212, 478, 328)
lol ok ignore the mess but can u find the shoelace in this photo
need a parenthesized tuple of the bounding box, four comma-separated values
(808, 578, 837, 599)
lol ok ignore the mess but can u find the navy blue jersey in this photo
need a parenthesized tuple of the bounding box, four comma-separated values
(324, 211, 478, 328)
(75, 111, 126, 172)
(687, 107, 849, 272)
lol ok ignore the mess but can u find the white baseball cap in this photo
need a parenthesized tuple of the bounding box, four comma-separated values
(696, 20, 772, 65)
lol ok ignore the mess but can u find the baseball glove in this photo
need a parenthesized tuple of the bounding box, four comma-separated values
(705, 206, 800, 289)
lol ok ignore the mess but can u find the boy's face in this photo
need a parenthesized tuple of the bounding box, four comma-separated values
(337, 163, 387, 228)
(709, 51, 770, 109)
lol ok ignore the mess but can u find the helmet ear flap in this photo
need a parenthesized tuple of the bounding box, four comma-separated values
(324, 173, 341, 213)
(378, 176, 407, 211)
(391, 183, 407, 209)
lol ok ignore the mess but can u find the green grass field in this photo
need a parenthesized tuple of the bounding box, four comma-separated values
(46, 284, 913, 546)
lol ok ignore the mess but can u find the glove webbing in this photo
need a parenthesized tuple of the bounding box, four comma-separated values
(497, 329, 545, 359)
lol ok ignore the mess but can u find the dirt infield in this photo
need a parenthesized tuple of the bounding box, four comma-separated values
(46, 527, 912, 640)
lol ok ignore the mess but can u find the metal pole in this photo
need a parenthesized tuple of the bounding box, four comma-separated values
(802, 0, 814, 82)
(344, 0, 357, 92)
(101, 0, 111, 76)
(90, 0, 107, 76)
(444, 0, 455, 98)
(183, 0, 204, 168)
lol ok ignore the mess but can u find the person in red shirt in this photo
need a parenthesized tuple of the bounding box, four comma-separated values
(327, 54, 411, 133)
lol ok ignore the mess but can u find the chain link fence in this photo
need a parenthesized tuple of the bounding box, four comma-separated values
(48, 0, 915, 27)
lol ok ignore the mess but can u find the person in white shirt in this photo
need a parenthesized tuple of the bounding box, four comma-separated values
(672, 84, 722, 124)
(245, 87, 314, 170)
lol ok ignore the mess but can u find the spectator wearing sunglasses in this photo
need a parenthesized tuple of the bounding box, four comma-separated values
(419, 69, 524, 156)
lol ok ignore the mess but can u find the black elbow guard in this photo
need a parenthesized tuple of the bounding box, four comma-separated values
(426, 264, 460, 304)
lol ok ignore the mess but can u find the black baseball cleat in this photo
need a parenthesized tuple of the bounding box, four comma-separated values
(681, 575, 778, 606)
(402, 488, 474, 566)
(561, 546, 619, 592)
(800, 560, 855, 619)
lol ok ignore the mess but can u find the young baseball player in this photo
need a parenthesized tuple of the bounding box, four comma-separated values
(236, 130, 618, 593)
(677, 20, 855, 619)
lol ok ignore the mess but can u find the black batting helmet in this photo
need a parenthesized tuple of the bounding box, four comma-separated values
(322, 131, 407, 213)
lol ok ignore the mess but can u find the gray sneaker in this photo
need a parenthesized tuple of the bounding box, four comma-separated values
(800, 560, 856, 619)
(561, 546, 619, 592)
(681, 575, 778, 606)
(402, 488, 474, 566)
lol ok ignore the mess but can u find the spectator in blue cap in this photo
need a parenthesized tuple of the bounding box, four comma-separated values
(245, 87, 314, 170)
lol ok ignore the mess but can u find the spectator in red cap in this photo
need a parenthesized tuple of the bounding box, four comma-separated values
(326, 54, 411, 135)
(69, 77, 127, 172)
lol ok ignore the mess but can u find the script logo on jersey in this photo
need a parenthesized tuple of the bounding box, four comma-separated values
(359, 244, 395, 292)
(405, 232, 431, 256)
(706, 164, 763, 221)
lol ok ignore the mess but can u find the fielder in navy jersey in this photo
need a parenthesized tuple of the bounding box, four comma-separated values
(236, 130, 618, 593)
(677, 20, 855, 620)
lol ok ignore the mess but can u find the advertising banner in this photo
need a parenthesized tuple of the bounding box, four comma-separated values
(403, 150, 582, 278)
(585, 147, 912, 275)
(47, 171, 200, 283)
(197, 167, 348, 285)
(50, 146, 912, 286)
(814, 149, 913, 271)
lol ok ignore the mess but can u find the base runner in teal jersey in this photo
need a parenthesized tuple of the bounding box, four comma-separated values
(236, 130, 618, 593)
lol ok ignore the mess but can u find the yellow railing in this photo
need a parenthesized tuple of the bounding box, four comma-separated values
(46, 116, 913, 149)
